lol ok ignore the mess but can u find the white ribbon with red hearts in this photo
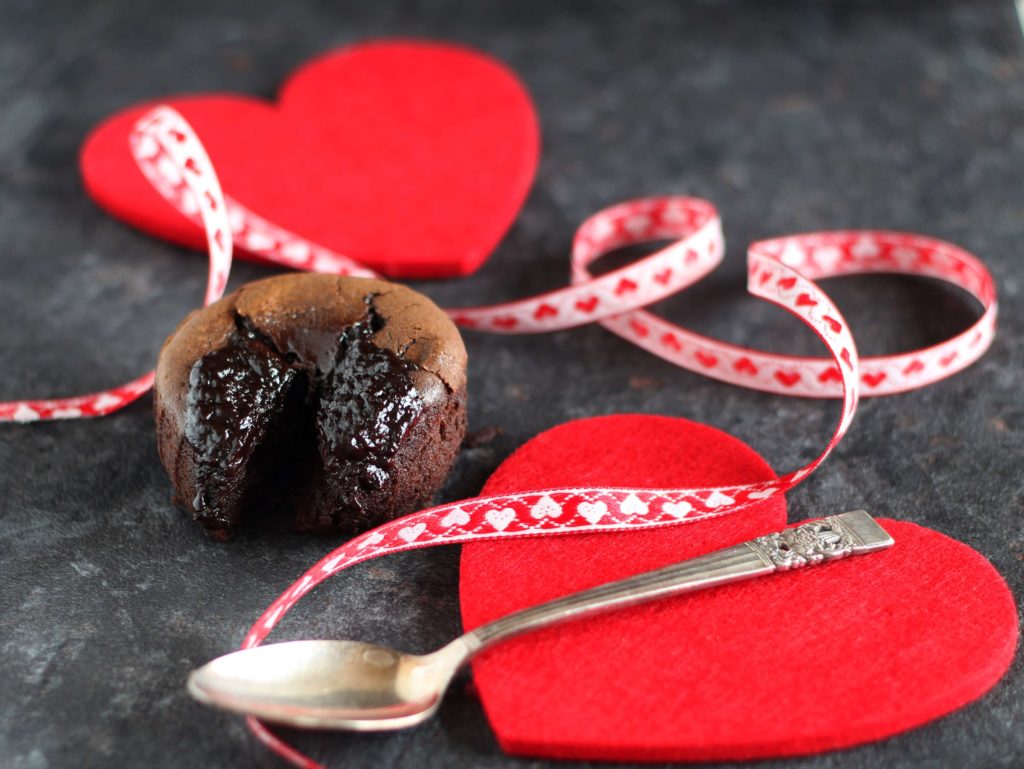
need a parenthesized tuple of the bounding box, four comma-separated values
(0, 107, 998, 768)
(0, 110, 995, 422)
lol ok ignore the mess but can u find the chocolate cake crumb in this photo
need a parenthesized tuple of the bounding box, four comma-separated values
(462, 425, 503, 449)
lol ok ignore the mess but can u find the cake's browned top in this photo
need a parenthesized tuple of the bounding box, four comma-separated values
(155, 274, 467, 435)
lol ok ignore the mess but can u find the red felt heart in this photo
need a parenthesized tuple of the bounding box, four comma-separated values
(80, 40, 539, 278)
(460, 415, 1017, 761)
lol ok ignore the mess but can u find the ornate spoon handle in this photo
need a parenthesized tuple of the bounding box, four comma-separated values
(463, 511, 893, 652)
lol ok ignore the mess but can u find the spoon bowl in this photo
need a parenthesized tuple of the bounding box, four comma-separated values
(188, 638, 473, 730)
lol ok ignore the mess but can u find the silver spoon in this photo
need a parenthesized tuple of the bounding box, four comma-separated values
(188, 510, 892, 731)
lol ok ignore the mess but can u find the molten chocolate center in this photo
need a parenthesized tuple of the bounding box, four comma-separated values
(183, 299, 423, 538)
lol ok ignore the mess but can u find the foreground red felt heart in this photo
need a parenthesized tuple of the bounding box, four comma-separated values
(80, 40, 539, 278)
(460, 415, 1018, 761)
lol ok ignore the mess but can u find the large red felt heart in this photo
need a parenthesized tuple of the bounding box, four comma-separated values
(460, 415, 1018, 761)
(80, 40, 539, 278)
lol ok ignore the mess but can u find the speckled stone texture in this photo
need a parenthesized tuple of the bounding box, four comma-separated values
(0, 1, 1021, 768)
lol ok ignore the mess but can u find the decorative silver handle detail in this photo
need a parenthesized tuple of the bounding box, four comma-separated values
(463, 511, 893, 652)
(747, 514, 857, 569)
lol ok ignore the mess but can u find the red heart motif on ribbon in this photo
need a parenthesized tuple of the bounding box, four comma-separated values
(863, 371, 888, 387)
(695, 351, 718, 368)
(774, 369, 801, 387)
(460, 415, 1018, 761)
(80, 40, 539, 278)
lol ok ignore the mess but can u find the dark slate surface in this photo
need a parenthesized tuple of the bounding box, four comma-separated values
(1, 1, 1021, 767)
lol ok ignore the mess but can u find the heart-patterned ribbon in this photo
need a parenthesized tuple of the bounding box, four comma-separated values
(0, 107, 998, 767)
(0, 110, 995, 421)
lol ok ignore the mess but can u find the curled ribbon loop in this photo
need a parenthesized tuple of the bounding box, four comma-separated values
(579, 212, 997, 397)
(0, 107, 998, 768)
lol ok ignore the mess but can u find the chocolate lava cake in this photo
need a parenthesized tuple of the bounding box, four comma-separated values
(154, 274, 467, 540)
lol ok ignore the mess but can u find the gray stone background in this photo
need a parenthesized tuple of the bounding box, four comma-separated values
(0, 0, 1021, 767)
